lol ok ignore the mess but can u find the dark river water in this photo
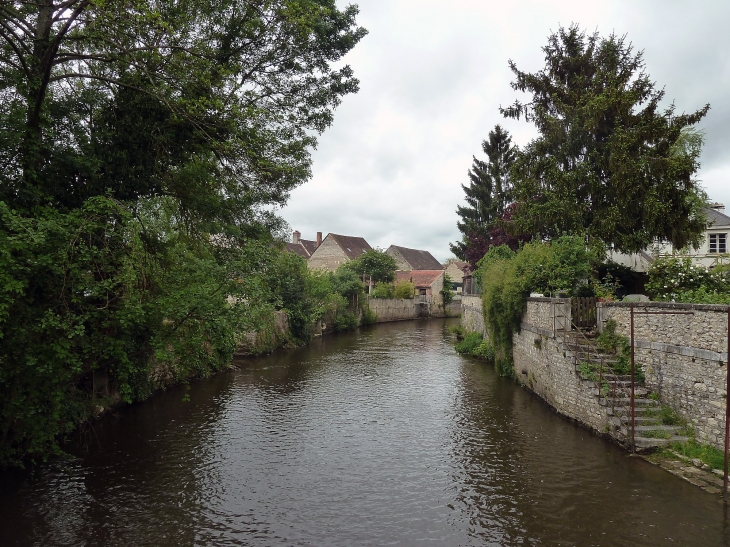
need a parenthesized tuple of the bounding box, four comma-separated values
(1, 319, 729, 546)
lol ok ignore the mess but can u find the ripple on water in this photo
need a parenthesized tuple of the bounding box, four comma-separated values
(0, 320, 728, 546)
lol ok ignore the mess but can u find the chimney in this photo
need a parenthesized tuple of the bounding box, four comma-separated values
(316, 232, 322, 248)
(711, 202, 725, 212)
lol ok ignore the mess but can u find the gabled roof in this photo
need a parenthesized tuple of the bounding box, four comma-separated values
(448, 260, 469, 272)
(299, 239, 317, 256)
(329, 234, 371, 259)
(395, 270, 443, 288)
(705, 207, 730, 228)
(388, 245, 443, 270)
(285, 242, 309, 258)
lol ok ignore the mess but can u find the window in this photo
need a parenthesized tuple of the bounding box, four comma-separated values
(710, 233, 727, 253)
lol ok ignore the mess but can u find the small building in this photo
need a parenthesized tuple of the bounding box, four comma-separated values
(444, 260, 470, 292)
(307, 233, 372, 272)
(386, 245, 443, 271)
(285, 230, 321, 258)
(395, 270, 444, 302)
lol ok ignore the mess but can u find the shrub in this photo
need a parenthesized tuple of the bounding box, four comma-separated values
(370, 282, 395, 299)
(646, 256, 730, 302)
(393, 280, 416, 299)
(333, 311, 359, 332)
(455, 332, 483, 354)
(360, 306, 377, 325)
(477, 236, 596, 376)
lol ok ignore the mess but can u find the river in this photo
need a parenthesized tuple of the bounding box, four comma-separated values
(1, 319, 729, 546)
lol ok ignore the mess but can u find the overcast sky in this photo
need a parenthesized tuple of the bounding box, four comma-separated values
(279, 0, 730, 262)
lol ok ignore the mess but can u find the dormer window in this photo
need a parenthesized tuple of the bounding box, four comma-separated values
(709, 233, 727, 253)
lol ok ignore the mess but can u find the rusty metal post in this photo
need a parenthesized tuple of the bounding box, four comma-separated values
(725, 306, 730, 500)
(630, 303, 635, 454)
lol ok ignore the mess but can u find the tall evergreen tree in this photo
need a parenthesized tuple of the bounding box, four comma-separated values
(450, 125, 516, 260)
(502, 25, 709, 252)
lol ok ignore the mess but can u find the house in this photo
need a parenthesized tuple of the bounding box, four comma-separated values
(285, 230, 321, 258)
(386, 245, 443, 271)
(307, 233, 372, 272)
(444, 260, 470, 293)
(610, 204, 730, 272)
(395, 270, 444, 302)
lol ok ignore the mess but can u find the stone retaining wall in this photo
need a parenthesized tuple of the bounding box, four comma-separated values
(367, 298, 419, 322)
(461, 295, 486, 335)
(600, 302, 729, 449)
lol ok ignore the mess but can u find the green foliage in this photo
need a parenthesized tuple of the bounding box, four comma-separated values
(333, 311, 359, 332)
(370, 282, 395, 299)
(344, 249, 397, 283)
(1, 0, 367, 218)
(450, 125, 516, 259)
(455, 332, 484, 354)
(665, 440, 725, 471)
(441, 273, 454, 305)
(360, 307, 377, 326)
(503, 25, 709, 253)
(0, 0, 368, 468)
(393, 280, 416, 299)
(646, 256, 730, 303)
(0, 197, 276, 467)
(477, 236, 596, 376)
(454, 332, 495, 361)
(596, 319, 644, 382)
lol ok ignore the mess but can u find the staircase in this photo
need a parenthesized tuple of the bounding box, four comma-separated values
(558, 330, 689, 451)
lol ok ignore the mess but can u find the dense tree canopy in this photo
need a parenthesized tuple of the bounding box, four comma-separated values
(0, 0, 366, 229)
(501, 25, 709, 253)
(0, 0, 365, 467)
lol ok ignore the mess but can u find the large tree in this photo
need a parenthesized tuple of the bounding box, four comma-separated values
(450, 124, 516, 260)
(501, 25, 709, 253)
(0, 0, 366, 229)
(0, 0, 366, 466)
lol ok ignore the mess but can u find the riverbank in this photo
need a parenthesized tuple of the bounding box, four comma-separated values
(459, 294, 730, 497)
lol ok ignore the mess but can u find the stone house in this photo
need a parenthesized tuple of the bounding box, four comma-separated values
(444, 260, 470, 292)
(386, 245, 443, 271)
(285, 230, 321, 258)
(307, 233, 372, 272)
(609, 204, 730, 272)
(395, 270, 444, 303)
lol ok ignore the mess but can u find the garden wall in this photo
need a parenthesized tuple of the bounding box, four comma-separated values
(512, 299, 609, 434)
(599, 302, 729, 449)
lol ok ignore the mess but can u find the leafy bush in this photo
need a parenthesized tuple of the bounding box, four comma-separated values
(393, 280, 416, 299)
(333, 311, 359, 332)
(477, 236, 597, 376)
(441, 273, 454, 305)
(596, 319, 644, 381)
(360, 306, 377, 325)
(646, 256, 730, 302)
(370, 282, 395, 299)
(455, 332, 484, 354)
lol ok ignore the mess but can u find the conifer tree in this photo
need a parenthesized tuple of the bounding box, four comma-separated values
(450, 125, 516, 260)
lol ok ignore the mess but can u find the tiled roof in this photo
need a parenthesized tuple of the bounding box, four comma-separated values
(449, 260, 469, 271)
(705, 207, 730, 228)
(329, 234, 372, 260)
(285, 242, 309, 258)
(395, 270, 443, 288)
(388, 245, 443, 270)
(299, 239, 317, 256)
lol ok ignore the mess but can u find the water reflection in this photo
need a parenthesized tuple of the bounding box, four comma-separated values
(1, 319, 729, 546)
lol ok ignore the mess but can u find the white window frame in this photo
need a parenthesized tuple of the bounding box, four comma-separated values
(709, 233, 727, 254)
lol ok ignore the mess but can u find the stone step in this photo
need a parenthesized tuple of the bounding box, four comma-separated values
(600, 397, 659, 406)
(608, 416, 662, 428)
(634, 436, 690, 451)
(621, 424, 682, 434)
(606, 406, 658, 417)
